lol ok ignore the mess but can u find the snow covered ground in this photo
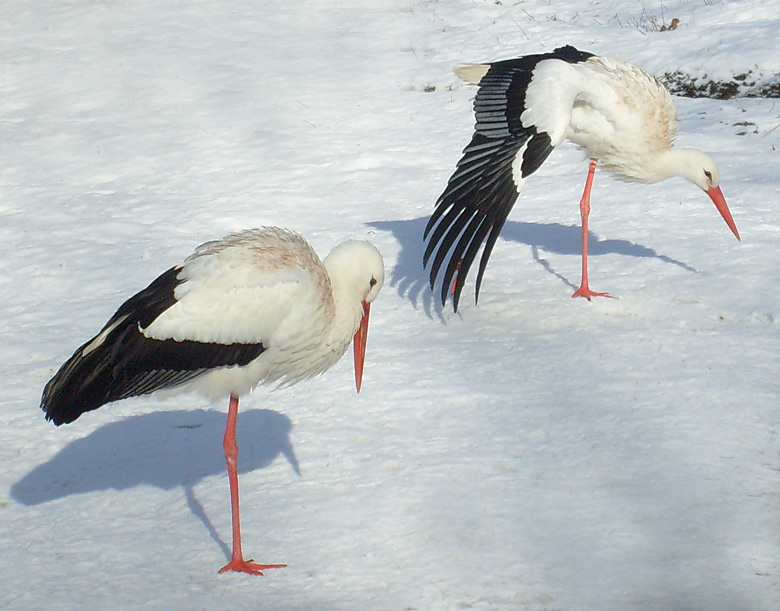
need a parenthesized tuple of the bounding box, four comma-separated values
(2, 0, 779, 609)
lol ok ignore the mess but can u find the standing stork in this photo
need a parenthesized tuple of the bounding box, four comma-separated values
(423, 45, 740, 310)
(40, 227, 384, 575)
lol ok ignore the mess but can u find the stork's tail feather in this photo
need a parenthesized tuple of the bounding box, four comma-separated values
(454, 63, 490, 85)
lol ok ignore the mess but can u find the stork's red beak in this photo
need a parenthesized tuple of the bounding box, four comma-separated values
(353, 301, 371, 393)
(707, 186, 740, 241)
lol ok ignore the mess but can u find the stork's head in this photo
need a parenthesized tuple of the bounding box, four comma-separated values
(323, 240, 384, 393)
(672, 149, 740, 241)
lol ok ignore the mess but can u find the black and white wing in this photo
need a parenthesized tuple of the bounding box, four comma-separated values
(40, 265, 265, 426)
(423, 45, 594, 311)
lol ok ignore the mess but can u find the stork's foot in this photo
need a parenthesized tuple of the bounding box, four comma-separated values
(571, 285, 615, 301)
(218, 558, 287, 576)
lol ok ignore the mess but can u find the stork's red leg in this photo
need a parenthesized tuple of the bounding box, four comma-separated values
(572, 159, 614, 300)
(218, 394, 286, 575)
(450, 260, 462, 296)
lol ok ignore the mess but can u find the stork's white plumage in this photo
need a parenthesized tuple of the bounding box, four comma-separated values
(424, 45, 740, 310)
(41, 227, 384, 575)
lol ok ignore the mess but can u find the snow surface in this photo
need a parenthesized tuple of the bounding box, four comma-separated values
(2, 0, 780, 609)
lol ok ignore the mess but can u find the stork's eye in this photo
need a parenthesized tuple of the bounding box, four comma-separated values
(704, 170, 713, 180)
(369, 277, 377, 288)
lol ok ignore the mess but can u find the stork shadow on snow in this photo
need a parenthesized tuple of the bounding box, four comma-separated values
(11, 408, 299, 559)
(369, 216, 695, 316)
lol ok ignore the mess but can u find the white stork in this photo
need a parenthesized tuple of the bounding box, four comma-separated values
(41, 227, 384, 575)
(424, 45, 740, 310)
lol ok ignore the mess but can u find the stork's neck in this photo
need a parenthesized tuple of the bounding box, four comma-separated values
(330, 281, 364, 341)
(321, 268, 365, 353)
(651, 148, 709, 187)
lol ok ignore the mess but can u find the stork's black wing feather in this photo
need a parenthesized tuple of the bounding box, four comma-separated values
(41, 265, 266, 426)
(424, 45, 593, 311)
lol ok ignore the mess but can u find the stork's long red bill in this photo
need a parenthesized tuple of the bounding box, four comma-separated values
(353, 301, 371, 393)
(707, 185, 740, 241)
